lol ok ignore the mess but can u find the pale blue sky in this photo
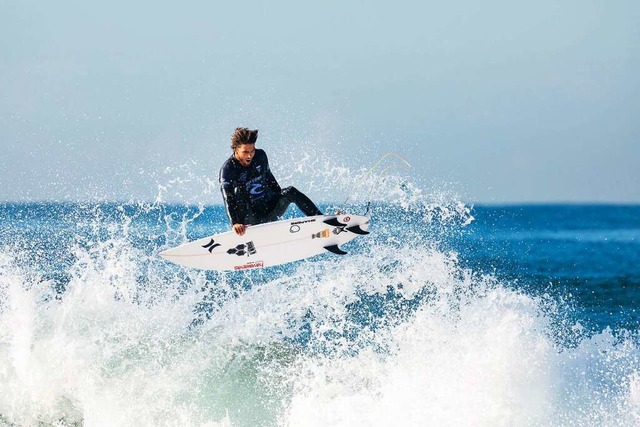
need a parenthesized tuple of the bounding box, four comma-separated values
(1, 0, 639, 203)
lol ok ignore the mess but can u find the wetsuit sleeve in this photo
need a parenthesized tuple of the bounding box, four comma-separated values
(219, 163, 246, 225)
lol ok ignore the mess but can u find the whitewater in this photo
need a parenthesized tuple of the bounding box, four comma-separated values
(1, 164, 639, 426)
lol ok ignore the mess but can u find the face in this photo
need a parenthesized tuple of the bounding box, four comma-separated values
(234, 143, 256, 167)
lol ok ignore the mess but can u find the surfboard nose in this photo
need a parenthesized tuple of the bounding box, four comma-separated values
(159, 247, 180, 259)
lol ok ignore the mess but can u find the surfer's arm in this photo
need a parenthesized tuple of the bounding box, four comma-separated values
(221, 185, 246, 224)
(219, 166, 246, 226)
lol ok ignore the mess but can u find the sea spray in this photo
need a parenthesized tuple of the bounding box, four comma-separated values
(1, 169, 639, 425)
(280, 259, 640, 427)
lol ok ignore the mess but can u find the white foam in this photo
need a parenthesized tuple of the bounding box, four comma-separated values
(0, 163, 638, 426)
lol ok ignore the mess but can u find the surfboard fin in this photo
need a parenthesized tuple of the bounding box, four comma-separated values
(324, 244, 347, 255)
(346, 225, 369, 235)
(323, 217, 343, 227)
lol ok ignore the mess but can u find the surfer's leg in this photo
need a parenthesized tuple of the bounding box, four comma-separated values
(274, 186, 323, 217)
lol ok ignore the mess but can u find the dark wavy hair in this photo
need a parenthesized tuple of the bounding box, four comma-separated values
(231, 127, 258, 149)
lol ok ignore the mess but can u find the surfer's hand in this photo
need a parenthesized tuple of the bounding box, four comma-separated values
(233, 224, 246, 236)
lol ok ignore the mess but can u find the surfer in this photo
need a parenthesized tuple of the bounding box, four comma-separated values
(220, 127, 323, 236)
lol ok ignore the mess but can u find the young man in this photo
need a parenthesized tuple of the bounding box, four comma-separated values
(219, 128, 323, 236)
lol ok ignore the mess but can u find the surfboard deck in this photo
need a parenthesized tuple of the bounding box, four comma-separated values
(159, 214, 370, 271)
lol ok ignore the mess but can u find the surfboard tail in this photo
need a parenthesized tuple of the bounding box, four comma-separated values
(323, 217, 343, 227)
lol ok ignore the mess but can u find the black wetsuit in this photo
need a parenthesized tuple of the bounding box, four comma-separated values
(219, 149, 322, 225)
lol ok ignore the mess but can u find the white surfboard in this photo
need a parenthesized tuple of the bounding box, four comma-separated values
(159, 214, 370, 271)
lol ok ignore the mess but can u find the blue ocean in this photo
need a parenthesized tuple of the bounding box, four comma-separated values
(1, 175, 639, 425)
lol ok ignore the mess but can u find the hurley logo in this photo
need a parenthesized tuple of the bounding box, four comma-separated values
(202, 239, 221, 253)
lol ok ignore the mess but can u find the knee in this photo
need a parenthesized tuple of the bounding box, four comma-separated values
(281, 186, 299, 197)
